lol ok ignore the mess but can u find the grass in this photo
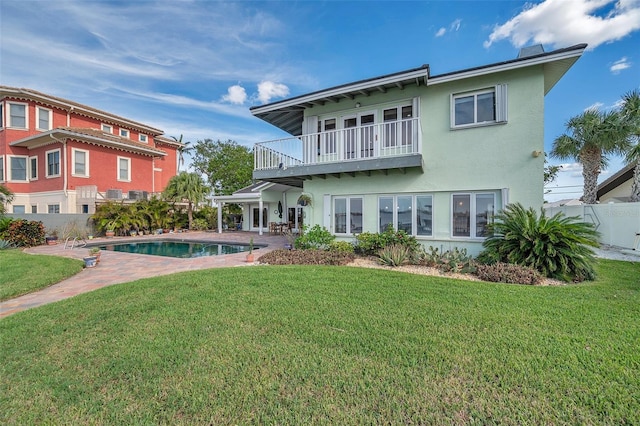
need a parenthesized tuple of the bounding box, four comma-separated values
(0, 260, 639, 424)
(0, 249, 84, 301)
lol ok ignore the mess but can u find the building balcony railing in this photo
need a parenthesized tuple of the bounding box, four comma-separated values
(254, 117, 421, 172)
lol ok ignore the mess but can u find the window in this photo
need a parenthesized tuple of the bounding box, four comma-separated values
(48, 204, 60, 214)
(13, 205, 25, 214)
(29, 156, 38, 180)
(334, 196, 363, 234)
(31, 205, 37, 214)
(46, 149, 60, 177)
(37, 107, 52, 131)
(9, 156, 27, 181)
(8, 103, 27, 128)
(102, 124, 113, 133)
(0, 156, 4, 181)
(383, 104, 414, 147)
(72, 149, 89, 177)
(0, 103, 3, 128)
(139, 134, 148, 143)
(117, 156, 131, 181)
(119, 128, 130, 138)
(317, 118, 336, 155)
(452, 193, 495, 238)
(378, 194, 433, 236)
(451, 85, 507, 128)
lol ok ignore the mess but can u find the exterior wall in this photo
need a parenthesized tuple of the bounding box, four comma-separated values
(599, 179, 633, 202)
(153, 142, 179, 191)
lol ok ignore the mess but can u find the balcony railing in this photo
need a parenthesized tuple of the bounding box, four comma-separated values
(254, 117, 421, 171)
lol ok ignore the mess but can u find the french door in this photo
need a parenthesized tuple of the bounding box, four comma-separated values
(343, 111, 375, 160)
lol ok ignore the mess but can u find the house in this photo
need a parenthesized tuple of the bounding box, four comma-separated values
(0, 86, 182, 214)
(597, 164, 635, 203)
(219, 44, 586, 254)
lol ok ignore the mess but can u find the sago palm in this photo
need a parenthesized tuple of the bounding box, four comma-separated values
(163, 172, 209, 230)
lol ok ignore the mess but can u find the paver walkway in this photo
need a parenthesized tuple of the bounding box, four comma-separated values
(0, 231, 288, 319)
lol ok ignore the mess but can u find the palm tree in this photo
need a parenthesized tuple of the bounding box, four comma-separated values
(171, 134, 193, 172)
(551, 108, 630, 204)
(0, 184, 14, 215)
(620, 90, 640, 201)
(163, 172, 209, 230)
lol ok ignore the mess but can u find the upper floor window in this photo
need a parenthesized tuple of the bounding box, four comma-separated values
(451, 85, 507, 128)
(0, 103, 4, 128)
(334, 196, 363, 235)
(46, 149, 61, 177)
(29, 156, 38, 180)
(378, 194, 433, 236)
(317, 118, 337, 155)
(383, 104, 414, 147)
(139, 134, 148, 143)
(8, 103, 27, 129)
(102, 124, 113, 133)
(0, 156, 4, 181)
(72, 149, 89, 177)
(119, 128, 130, 138)
(9, 156, 28, 181)
(37, 107, 52, 131)
(452, 193, 495, 238)
(117, 156, 131, 181)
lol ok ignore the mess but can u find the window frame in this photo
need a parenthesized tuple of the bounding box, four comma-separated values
(333, 196, 363, 235)
(8, 102, 28, 129)
(377, 194, 433, 237)
(451, 85, 507, 129)
(72, 148, 89, 177)
(29, 155, 38, 181)
(36, 106, 52, 131)
(46, 149, 61, 178)
(48, 204, 60, 214)
(101, 123, 113, 133)
(8, 155, 28, 182)
(451, 192, 496, 239)
(117, 156, 131, 182)
(119, 128, 130, 138)
(12, 205, 26, 214)
(139, 134, 148, 143)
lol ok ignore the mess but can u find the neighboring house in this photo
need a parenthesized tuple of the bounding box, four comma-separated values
(597, 164, 634, 203)
(0, 86, 182, 214)
(220, 44, 587, 254)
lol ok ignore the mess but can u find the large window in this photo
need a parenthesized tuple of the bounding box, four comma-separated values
(452, 85, 507, 128)
(9, 156, 27, 181)
(37, 107, 52, 131)
(72, 149, 89, 177)
(383, 104, 413, 147)
(8, 103, 27, 129)
(452, 193, 495, 238)
(29, 156, 38, 180)
(13, 205, 25, 214)
(378, 194, 433, 236)
(48, 204, 60, 214)
(46, 149, 60, 177)
(118, 156, 131, 181)
(334, 197, 363, 234)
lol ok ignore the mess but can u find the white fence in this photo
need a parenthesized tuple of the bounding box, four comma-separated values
(544, 203, 640, 249)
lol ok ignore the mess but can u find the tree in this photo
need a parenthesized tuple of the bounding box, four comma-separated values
(171, 134, 193, 172)
(191, 139, 253, 195)
(163, 172, 209, 230)
(543, 155, 561, 195)
(0, 184, 14, 215)
(551, 108, 629, 204)
(620, 89, 640, 202)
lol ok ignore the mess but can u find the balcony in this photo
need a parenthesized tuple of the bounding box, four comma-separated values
(254, 118, 423, 187)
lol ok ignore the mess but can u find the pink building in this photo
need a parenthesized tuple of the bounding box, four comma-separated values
(0, 86, 182, 214)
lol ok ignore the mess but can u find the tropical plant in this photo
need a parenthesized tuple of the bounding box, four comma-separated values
(420, 246, 476, 274)
(138, 196, 173, 231)
(0, 184, 14, 215)
(163, 172, 209, 230)
(378, 244, 411, 267)
(171, 134, 194, 172)
(551, 108, 630, 204)
(3, 219, 45, 247)
(620, 89, 640, 201)
(354, 225, 420, 260)
(92, 201, 131, 236)
(477, 203, 600, 282)
(294, 225, 335, 250)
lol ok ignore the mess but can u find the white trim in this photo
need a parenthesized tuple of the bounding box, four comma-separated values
(450, 192, 496, 239)
(71, 148, 90, 177)
(119, 128, 130, 138)
(117, 156, 131, 182)
(45, 148, 61, 178)
(7, 101, 28, 129)
(139, 133, 148, 143)
(101, 123, 113, 134)
(8, 155, 28, 182)
(36, 106, 52, 131)
(451, 86, 507, 129)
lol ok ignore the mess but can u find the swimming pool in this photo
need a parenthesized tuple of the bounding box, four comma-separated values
(96, 239, 257, 259)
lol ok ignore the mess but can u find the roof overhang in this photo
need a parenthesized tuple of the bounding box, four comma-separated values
(10, 128, 167, 157)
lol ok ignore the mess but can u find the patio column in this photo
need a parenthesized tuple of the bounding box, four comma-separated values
(217, 201, 223, 234)
(258, 199, 263, 236)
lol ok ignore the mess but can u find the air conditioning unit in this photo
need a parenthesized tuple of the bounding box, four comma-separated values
(128, 190, 146, 200)
(106, 189, 122, 199)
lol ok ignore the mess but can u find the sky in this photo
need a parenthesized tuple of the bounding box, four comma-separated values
(1, 0, 639, 201)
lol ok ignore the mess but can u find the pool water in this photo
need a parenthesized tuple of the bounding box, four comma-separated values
(97, 240, 255, 258)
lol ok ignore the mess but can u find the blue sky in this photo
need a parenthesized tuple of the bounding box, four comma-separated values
(2, 0, 639, 201)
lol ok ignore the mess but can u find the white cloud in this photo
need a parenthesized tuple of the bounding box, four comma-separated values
(435, 27, 446, 37)
(610, 56, 632, 73)
(585, 101, 605, 111)
(223, 85, 248, 104)
(257, 81, 289, 104)
(451, 19, 462, 32)
(484, 0, 640, 50)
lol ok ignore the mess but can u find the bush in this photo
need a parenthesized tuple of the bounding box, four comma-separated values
(420, 246, 476, 274)
(477, 203, 599, 282)
(354, 226, 420, 261)
(328, 241, 355, 253)
(295, 225, 335, 250)
(3, 220, 45, 247)
(258, 249, 355, 265)
(0, 216, 13, 235)
(475, 262, 543, 285)
(378, 244, 411, 267)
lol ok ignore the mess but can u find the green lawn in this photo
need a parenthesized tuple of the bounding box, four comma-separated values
(0, 249, 84, 301)
(1, 260, 639, 424)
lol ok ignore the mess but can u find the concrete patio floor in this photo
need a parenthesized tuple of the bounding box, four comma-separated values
(0, 231, 289, 319)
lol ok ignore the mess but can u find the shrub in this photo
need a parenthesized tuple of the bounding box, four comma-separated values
(354, 226, 420, 261)
(191, 218, 209, 230)
(328, 241, 355, 253)
(295, 225, 335, 250)
(4, 220, 45, 247)
(0, 216, 13, 235)
(420, 246, 476, 274)
(258, 249, 355, 265)
(475, 262, 543, 285)
(477, 203, 599, 282)
(378, 244, 411, 267)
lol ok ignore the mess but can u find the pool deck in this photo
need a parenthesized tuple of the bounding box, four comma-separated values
(0, 231, 289, 319)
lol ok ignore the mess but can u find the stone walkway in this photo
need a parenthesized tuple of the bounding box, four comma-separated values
(0, 231, 289, 319)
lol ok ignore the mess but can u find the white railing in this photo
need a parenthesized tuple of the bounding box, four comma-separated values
(254, 117, 421, 171)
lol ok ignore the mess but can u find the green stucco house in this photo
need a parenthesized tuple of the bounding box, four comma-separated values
(217, 44, 586, 255)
